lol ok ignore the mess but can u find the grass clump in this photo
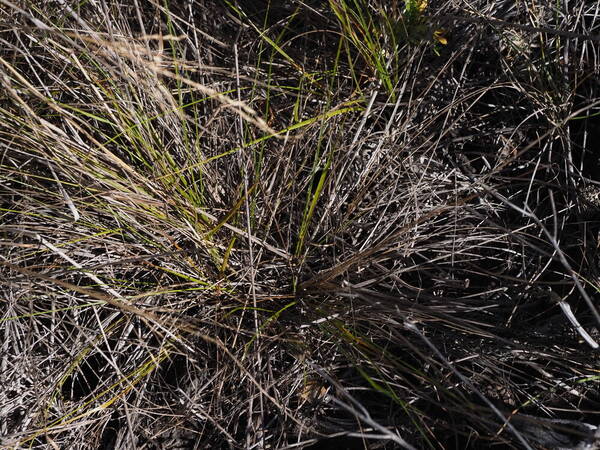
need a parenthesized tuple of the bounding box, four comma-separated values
(1, 0, 600, 448)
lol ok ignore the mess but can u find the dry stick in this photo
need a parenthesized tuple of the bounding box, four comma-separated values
(46, 164, 80, 222)
(549, 290, 599, 349)
(433, 13, 600, 42)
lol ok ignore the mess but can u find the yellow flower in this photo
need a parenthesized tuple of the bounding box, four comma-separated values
(433, 29, 448, 45)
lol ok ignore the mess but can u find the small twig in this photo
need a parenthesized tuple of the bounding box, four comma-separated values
(434, 13, 600, 42)
(547, 289, 599, 350)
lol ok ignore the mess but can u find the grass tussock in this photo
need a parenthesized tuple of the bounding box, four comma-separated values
(1, 0, 600, 448)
